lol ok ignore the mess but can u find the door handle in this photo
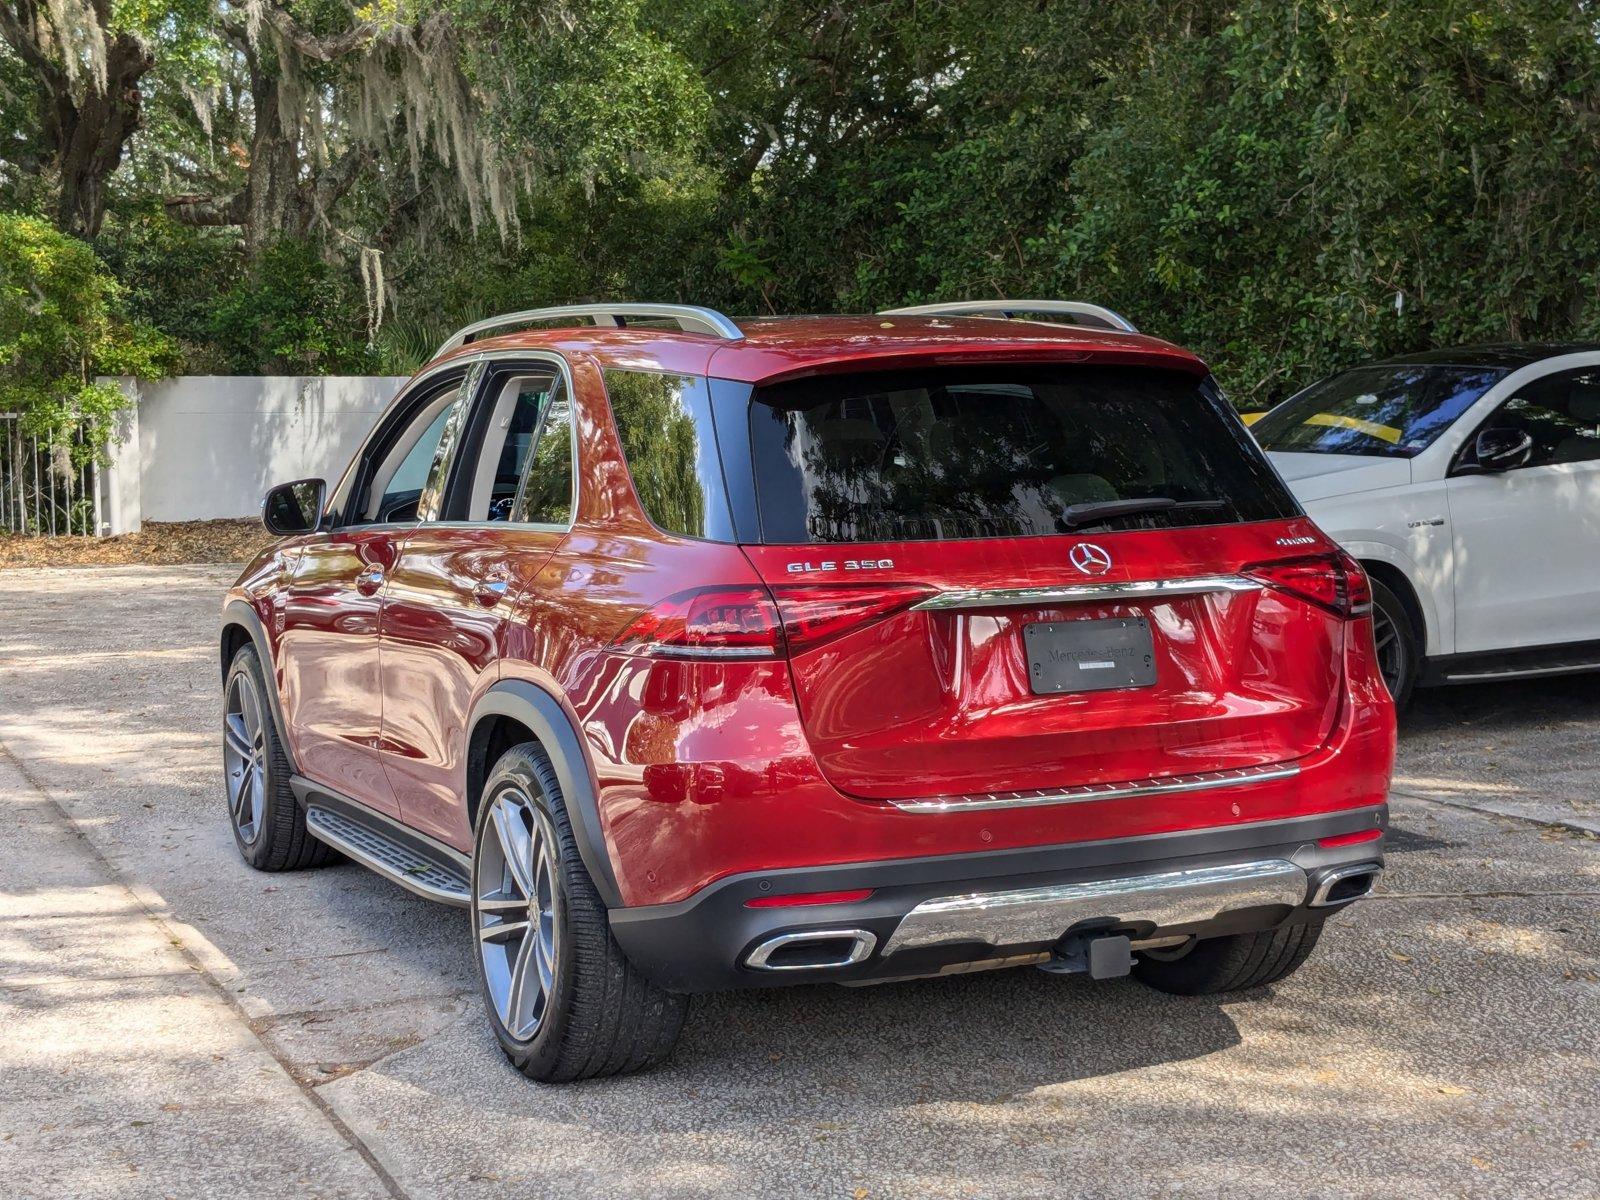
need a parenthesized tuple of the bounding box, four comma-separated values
(474, 577, 510, 607)
(355, 564, 385, 596)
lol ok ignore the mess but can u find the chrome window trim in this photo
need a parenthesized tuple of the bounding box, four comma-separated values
(910, 574, 1262, 613)
(887, 762, 1301, 814)
(879, 859, 1307, 957)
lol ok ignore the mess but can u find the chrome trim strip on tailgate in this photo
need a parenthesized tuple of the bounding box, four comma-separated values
(888, 762, 1301, 814)
(880, 859, 1307, 956)
(910, 574, 1261, 612)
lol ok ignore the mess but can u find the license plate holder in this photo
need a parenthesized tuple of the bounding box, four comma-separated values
(1024, 617, 1156, 695)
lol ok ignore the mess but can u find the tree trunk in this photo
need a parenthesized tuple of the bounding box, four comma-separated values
(244, 55, 304, 253)
(53, 32, 153, 237)
(1, 0, 154, 239)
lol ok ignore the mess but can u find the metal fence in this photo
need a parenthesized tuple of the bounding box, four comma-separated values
(0, 415, 102, 537)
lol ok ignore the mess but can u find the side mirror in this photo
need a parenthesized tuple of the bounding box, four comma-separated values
(1455, 428, 1532, 476)
(262, 478, 326, 536)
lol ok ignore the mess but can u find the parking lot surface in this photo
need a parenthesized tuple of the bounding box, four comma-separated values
(1, 565, 1597, 1199)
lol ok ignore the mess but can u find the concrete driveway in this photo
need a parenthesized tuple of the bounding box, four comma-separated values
(1, 565, 1596, 1199)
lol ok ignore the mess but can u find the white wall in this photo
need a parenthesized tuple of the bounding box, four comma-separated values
(105, 375, 407, 530)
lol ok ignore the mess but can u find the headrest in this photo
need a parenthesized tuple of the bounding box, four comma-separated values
(1568, 382, 1600, 425)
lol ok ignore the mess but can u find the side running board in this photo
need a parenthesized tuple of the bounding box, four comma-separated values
(295, 780, 471, 907)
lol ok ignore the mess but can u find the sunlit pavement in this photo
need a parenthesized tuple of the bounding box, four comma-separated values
(1, 565, 1597, 1200)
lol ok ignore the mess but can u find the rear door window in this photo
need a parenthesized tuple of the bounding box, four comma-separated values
(748, 365, 1298, 544)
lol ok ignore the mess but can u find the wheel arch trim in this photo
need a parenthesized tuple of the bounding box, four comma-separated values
(220, 599, 300, 776)
(469, 680, 622, 909)
(1335, 539, 1443, 657)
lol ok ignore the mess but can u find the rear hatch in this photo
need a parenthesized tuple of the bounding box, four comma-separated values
(736, 363, 1354, 802)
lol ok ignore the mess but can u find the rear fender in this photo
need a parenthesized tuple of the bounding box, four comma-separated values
(468, 680, 622, 909)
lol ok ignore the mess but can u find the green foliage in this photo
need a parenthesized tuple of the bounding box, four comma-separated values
(96, 209, 247, 371)
(0, 213, 177, 459)
(8, 0, 1594, 404)
(209, 239, 378, 374)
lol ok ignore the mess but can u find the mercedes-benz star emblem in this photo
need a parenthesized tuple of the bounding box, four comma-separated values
(1069, 542, 1113, 576)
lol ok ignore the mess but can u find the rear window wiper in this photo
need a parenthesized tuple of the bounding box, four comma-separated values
(1060, 497, 1226, 528)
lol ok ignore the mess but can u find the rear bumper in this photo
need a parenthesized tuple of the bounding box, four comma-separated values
(609, 805, 1386, 992)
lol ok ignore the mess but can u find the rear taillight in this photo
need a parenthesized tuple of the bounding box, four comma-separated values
(1245, 551, 1372, 619)
(612, 586, 783, 659)
(611, 582, 932, 660)
(772, 583, 933, 653)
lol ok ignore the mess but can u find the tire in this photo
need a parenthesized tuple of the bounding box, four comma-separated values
(222, 644, 337, 871)
(1132, 919, 1325, 996)
(470, 742, 688, 1082)
(1369, 577, 1419, 709)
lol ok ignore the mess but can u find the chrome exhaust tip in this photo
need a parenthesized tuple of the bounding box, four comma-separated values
(1309, 862, 1382, 907)
(744, 929, 877, 971)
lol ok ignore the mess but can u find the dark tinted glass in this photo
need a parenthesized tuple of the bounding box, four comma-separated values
(1474, 368, 1600, 469)
(1254, 365, 1505, 458)
(748, 366, 1298, 544)
(605, 369, 734, 540)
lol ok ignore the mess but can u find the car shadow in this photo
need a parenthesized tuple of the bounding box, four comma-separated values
(1403, 669, 1600, 739)
(668, 967, 1244, 1106)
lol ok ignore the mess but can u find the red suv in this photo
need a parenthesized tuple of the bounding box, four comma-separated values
(222, 301, 1395, 1082)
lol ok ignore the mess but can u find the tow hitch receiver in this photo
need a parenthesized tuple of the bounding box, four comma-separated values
(1038, 933, 1133, 979)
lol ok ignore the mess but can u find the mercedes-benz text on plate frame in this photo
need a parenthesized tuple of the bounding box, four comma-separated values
(1026, 617, 1157, 694)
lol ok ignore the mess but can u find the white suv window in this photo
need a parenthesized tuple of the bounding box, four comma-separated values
(1485, 369, 1600, 468)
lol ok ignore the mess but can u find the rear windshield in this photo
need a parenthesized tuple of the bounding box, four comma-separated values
(748, 366, 1298, 544)
(1253, 364, 1507, 458)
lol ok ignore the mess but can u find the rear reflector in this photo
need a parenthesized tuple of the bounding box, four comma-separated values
(1318, 828, 1383, 848)
(744, 888, 875, 909)
(1245, 551, 1373, 619)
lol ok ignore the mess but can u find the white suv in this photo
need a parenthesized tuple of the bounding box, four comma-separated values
(1253, 344, 1600, 705)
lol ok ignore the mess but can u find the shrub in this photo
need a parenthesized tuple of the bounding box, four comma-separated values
(209, 239, 378, 375)
(0, 212, 177, 461)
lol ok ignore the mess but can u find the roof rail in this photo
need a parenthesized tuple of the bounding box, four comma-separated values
(878, 299, 1138, 334)
(434, 303, 744, 359)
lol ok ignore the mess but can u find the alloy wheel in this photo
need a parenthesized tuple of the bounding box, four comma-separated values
(475, 788, 561, 1043)
(223, 670, 267, 844)
(1371, 601, 1408, 700)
